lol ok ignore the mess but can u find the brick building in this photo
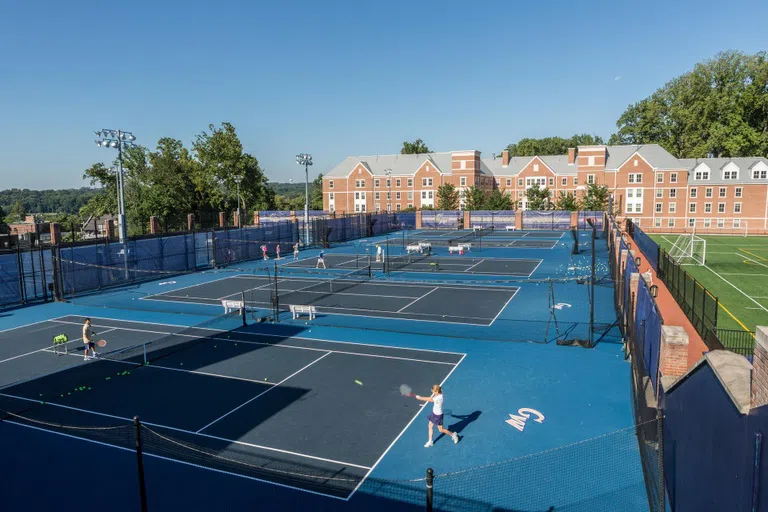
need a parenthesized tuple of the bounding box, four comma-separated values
(322, 144, 768, 233)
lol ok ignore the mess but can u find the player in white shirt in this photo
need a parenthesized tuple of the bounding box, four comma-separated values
(415, 384, 459, 447)
(82, 318, 98, 360)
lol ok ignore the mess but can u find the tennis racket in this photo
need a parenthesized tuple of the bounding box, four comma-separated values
(96, 339, 107, 347)
(400, 384, 415, 398)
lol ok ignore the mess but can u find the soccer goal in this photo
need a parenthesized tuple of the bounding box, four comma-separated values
(668, 230, 706, 265)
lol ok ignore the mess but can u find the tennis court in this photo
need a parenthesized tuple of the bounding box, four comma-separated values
(0, 315, 463, 499)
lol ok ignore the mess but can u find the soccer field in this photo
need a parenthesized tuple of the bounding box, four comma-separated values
(651, 234, 768, 333)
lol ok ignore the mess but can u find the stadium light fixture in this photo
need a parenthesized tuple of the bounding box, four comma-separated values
(296, 153, 313, 245)
(93, 128, 137, 244)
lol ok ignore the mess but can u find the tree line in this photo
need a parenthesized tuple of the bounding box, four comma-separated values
(434, 183, 611, 212)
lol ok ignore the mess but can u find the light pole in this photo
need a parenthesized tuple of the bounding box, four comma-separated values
(296, 153, 312, 245)
(234, 175, 243, 228)
(94, 129, 137, 243)
(384, 168, 392, 213)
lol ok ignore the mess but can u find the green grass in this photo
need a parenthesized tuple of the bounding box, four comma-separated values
(650, 234, 768, 333)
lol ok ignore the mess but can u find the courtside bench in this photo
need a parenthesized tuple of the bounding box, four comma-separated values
(290, 305, 316, 320)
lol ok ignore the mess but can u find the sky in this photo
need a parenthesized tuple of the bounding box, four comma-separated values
(1, 0, 766, 189)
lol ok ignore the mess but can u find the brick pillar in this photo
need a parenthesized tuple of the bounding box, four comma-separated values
(289, 210, 297, 223)
(660, 325, 690, 378)
(49, 223, 61, 245)
(570, 211, 578, 228)
(629, 273, 640, 317)
(514, 212, 523, 231)
(187, 214, 194, 231)
(149, 216, 161, 234)
(253, 211, 260, 226)
(416, 210, 422, 229)
(751, 327, 768, 408)
(233, 210, 241, 228)
(104, 220, 115, 239)
(218, 212, 226, 228)
(464, 211, 471, 229)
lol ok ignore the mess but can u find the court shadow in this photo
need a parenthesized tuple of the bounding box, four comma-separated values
(435, 410, 481, 443)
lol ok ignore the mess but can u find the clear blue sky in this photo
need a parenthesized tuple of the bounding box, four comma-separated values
(1, 0, 766, 189)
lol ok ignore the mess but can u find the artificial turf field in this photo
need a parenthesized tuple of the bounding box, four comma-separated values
(650, 234, 768, 333)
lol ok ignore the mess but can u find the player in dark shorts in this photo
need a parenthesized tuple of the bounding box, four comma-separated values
(416, 384, 459, 447)
(82, 318, 98, 360)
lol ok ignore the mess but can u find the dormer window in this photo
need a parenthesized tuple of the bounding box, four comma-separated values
(694, 164, 710, 180)
(722, 162, 739, 180)
(752, 163, 768, 179)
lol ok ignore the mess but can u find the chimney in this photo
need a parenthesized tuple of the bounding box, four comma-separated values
(568, 148, 575, 165)
(502, 150, 509, 167)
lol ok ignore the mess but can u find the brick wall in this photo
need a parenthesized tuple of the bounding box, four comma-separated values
(751, 327, 768, 408)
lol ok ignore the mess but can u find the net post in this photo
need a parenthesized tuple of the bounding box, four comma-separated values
(241, 291, 247, 327)
(426, 467, 434, 512)
(273, 261, 280, 321)
(50, 246, 62, 301)
(590, 222, 596, 347)
(133, 416, 149, 512)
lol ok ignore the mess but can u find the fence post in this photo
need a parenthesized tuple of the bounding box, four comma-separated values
(426, 468, 434, 512)
(16, 246, 24, 304)
(133, 416, 149, 512)
(658, 407, 666, 512)
(241, 291, 247, 327)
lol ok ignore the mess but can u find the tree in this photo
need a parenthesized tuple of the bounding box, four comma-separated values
(579, 183, 611, 211)
(485, 188, 513, 210)
(554, 191, 579, 211)
(610, 51, 768, 158)
(436, 184, 459, 210)
(9, 201, 25, 221)
(463, 186, 486, 210)
(0, 204, 8, 234)
(504, 134, 604, 156)
(401, 139, 431, 154)
(525, 183, 551, 210)
(310, 174, 324, 210)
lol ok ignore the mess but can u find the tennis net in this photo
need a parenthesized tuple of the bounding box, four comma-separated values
(274, 265, 372, 308)
(386, 252, 430, 274)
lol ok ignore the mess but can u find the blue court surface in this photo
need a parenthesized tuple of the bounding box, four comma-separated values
(0, 228, 648, 511)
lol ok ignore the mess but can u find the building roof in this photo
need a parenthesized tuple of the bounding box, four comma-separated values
(604, 144, 683, 170)
(679, 157, 768, 185)
(324, 152, 454, 178)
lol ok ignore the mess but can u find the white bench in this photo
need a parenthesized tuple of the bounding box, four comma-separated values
(290, 305, 316, 320)
(406, 244, 421, 254)
(221, 299, 244, 314)
(505, 225, 516, 231)
(449, 243, 471, 254)
(418, 242, 432, 250)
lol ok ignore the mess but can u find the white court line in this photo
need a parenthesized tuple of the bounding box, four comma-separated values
(196, 352, 332, 433)
(1, 391, 370, 470)
(347, 353, 467, 501)
(527, 259, 544, 277)
(216, 279, 275, 301)
(49, 320, 458, 365)
(463, 259, 485, 272)
(137, 274, 247, 302)
(738, 252, 768, 270)
(703, 264, 768, 314)
(397, 287, 439, 313)
(282, 253, 542, 263)
(51, 316, 466, 357)
(0, 327, 118, 365)
(3, 421, 349, 501)
(719, 273, 768, 277)
(0, 316, 68, 334)
(489, 289, 520, 326)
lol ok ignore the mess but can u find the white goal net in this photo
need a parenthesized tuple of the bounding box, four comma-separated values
(668, 232, 706, 265)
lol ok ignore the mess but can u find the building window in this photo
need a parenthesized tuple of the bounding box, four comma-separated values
(625, 188, 643, 213)
(719, 187, 726, 198)
(375, 192, 380, 200)
(396, 192, 401, 200)
(422, 178, 433, 187)
(669, 189, 677, 198)
(329, 205, 335, 213)
(704, 203, 712, 213)
(396, 204, 401, 211)
(408, 191, 413, 200)
(734, 219, 741, 228)
(735, 187, 742, 198)
(655, 218, 662, 227)
(694, 169, 709, 180)
(704, 218, 711, 228)
(375, 204, 380, 212)
(723, 169, 738, 180)
(355, 204, 360, 212)
(655, 189, 663, 198)
(518, 178, 523, 187)
(421, 191, 427, 199)
(561, 177, 567, 186)
(587, 175, 595, 184)
(329, 180, 334, 189)
(671, 173, 678, 183)
(396, 179, 401, 187)
(374, 179, 380, 187)
(629, 173, 642, 183)
(705, 187, 712, 197)
(354, 192, 360, 200)
(329, 193, 334, 201)
(460, 177, 467, 186)
(753, 168, 768, 179)
(573, 177, 578, 186)
(669, 203, 676, 213)
(548, 178, 554, 186)
(668, 218, 675, 228)
(656, 173, 663, 183)
(718, 203, 725, 213)
(689, 218, 696, 228)
(655, 203, 662, 213)
(355, 179, 366, 188)
(407, 178, 413, 187)
(734, 203, 742, 213)
(408, 203, 413, 208)
(690, 188, 697, 198)
(385, 179, 391, 188)
(386, 192, 391, 200)
(689, 203, 696, 213)
(717, 218, 725, 228)
(533, 164, 539, 172)
(503, 178, 510, 187)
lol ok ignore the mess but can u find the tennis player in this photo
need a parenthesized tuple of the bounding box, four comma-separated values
(82, 318, 98, 360)
(261, 244, 269, 260)
(416, 385, 459, 447)
(293, 243, 300, 260)
(376, 244, 382, 262)
(316, 250, 326, 269)
(276, 244, 282, 260)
